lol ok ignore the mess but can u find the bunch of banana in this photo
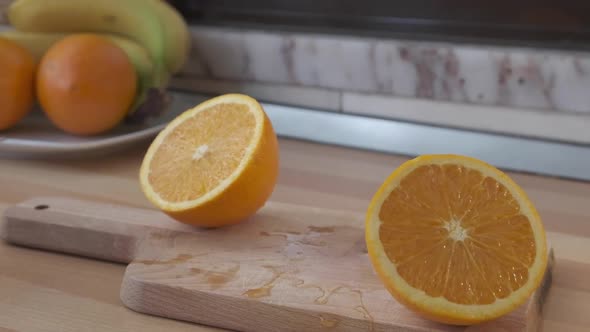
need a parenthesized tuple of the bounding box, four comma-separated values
(3, 0, 191, 123)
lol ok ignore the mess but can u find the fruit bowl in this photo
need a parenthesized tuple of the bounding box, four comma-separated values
(0, 90, 209, 158)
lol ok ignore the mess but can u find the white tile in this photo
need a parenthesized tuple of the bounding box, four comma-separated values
(291, 36, 379, 92)
(189, 28, 255, 80)
(549, 56, 590, 113)
(342, 92, 590, 144)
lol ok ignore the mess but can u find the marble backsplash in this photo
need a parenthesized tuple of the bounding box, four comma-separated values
(183, 26, 590, 115)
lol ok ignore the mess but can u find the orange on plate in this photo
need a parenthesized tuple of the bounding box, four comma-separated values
(139, 94, 279, 227)
(365, 154, 547, 325)
(36, 33, 136, 135)
(0, 37, 36, 131)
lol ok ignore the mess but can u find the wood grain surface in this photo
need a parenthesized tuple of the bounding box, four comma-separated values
(2, 197, 554, 331)
(1, 138, 590, 331)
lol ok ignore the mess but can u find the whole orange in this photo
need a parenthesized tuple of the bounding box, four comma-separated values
(37, 34, 137, 135)
(0, 37, 36, 131)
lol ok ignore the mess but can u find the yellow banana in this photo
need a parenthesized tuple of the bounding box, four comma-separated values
(106, 35, 169, 122)
(0, 30, 62, 61)
(0, 31, 154, 92)
(7, 0, 169, 86)
(106, 35, 157, 116)
(148, 0, 190, 74)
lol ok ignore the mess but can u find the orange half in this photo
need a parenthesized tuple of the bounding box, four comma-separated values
(139, 94, 279, 227)
(365, 154, 547, 325)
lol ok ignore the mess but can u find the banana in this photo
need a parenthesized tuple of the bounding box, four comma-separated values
(0, 30, 63, 61)
(0, 30, 157, 118)
(0, 31, 154, 93)
(106, 35, 157, 116)
(7, 0, 169, 86)
(147, 0, 190, 74)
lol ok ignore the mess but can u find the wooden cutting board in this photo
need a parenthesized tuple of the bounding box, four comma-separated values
(1, 196, 553, 332)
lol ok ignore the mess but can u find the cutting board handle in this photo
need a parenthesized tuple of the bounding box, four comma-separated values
(1, 196, 183, 264)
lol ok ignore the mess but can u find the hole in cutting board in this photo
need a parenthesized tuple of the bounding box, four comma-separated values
(34, 204, 49, 210)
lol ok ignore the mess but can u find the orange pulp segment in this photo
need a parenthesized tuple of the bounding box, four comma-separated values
(365, 154, 547, 325)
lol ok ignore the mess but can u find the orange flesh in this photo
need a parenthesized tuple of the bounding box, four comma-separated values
(378, 164, 536, 305)
(148, 103, 256, 202)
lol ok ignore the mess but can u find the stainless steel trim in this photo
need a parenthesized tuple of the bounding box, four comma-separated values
(174, 90, 590, 181)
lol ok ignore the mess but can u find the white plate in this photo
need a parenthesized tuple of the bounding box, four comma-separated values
(0, 90, 210, 158)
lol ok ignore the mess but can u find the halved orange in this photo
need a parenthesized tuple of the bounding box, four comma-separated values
(139, 94, 279, 227)
(365, 154, 547, 325)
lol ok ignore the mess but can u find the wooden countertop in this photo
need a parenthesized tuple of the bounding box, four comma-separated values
(1, 138, 589, 331)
